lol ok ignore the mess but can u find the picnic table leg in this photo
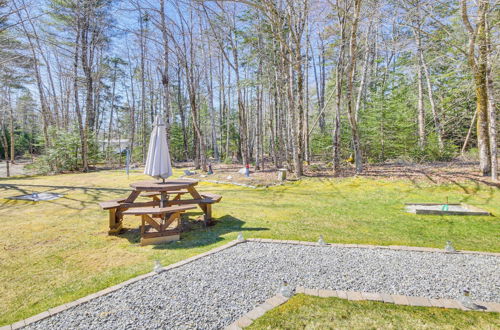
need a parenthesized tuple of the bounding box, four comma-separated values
(163, 212, 180, 230)
(124, 190, 141, 203)
(141, 215, 146, 236)
(108, 208, 122, 234)
(109, 208, 116, 231)
(186, 186, 209, 219)
(204, 204, 212, 222)
(108, 190, 140, 235)
(160, 192, 169, 225)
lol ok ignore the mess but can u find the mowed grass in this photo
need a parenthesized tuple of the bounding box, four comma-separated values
(248, 294, 500, 329)
(0, 169, 499, 325)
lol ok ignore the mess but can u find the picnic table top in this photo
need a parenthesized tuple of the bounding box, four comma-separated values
(130, 179, 199, 192)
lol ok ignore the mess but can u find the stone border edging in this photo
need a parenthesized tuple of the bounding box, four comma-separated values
(225, 287, 500, 330)
(225, 293, 291, 330)
(2, 240, 246, 330)
(245, 238, 500, 257)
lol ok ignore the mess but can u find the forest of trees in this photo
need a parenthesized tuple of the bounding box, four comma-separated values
(0, 0, 498, 179)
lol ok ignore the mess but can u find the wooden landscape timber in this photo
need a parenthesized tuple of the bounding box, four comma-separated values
(405, 203, 491, 216)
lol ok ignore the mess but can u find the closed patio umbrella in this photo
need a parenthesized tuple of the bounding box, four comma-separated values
(144, 115, 172, 182)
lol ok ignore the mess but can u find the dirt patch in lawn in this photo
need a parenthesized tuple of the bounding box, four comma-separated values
(175, 163, 282, 187)
(174, 160, 499, 188)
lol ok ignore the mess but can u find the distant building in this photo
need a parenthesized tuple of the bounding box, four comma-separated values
(98, 139, 129, 154)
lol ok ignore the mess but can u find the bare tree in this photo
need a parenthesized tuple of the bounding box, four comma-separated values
(461, 0, 492, 176)
(345, 0, 363, 173)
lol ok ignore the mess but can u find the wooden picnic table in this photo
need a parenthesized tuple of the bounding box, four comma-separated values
(101, 179, 221, 236)
(129, 179, 211, 217)
(129, 179, 200, 207)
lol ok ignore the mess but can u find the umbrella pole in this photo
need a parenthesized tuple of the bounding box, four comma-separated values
(160, 178, 167, 225)
(160, 191, 168, 226)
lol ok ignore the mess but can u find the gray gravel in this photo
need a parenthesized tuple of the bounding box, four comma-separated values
(25, 242, 500, 330)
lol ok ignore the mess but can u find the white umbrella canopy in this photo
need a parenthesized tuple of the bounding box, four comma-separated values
(144, 115, 173, 181)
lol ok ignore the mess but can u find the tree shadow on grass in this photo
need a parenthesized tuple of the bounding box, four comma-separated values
(117, 213, 268, 250)
(0, 183, 130, 211)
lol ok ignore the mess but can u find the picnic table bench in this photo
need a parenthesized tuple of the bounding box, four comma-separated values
(141, 191, 222, 219)
(122, 204, 196, 245)
(98, 179, 222, 245)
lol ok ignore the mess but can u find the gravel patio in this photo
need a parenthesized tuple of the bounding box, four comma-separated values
(24, 241, 500, 329)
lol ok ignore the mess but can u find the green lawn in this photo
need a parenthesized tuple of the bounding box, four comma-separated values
(0, 169, 498, 325)
(249, 294, 500, 329)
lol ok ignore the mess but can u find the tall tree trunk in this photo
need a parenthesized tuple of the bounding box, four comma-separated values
(461, 109, 477, 155)
(126, 48, 136, 163)
(312, 36, 326, 132)
(485, 19, 497, 181)
(73, 16, 88, 172)
(255, 45, 263, 170)
(319, 38, 326, 132)
(81, 16, 95, 136)
(8, 91, 14, 163)
(106, 61, 118, 161)
(355, 22, 371, 123)
(226, 68, 231, 161)
(139, 12, 148, 163)
(461, 0, 491, 176)
(304, 23, 311, 165)
(415, 27, 426, 150)
(1, 119, 10, 177)
(294, 54, 305, 176)
(286, 47, 297, 172)
(421, 51, 444, 151)
(345, 0, 363, 173)
(272, 73, 280, 167)
(160, 0, 171, 142)
(217, 56, 227, 160)
(332, 48, 344, 174)
(177, 68, 189, 160)
(332, 1, 346, 174)
(486, 66, 497, 181)
(233, 43, 249, 166)
(207, 49, 219, 162)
